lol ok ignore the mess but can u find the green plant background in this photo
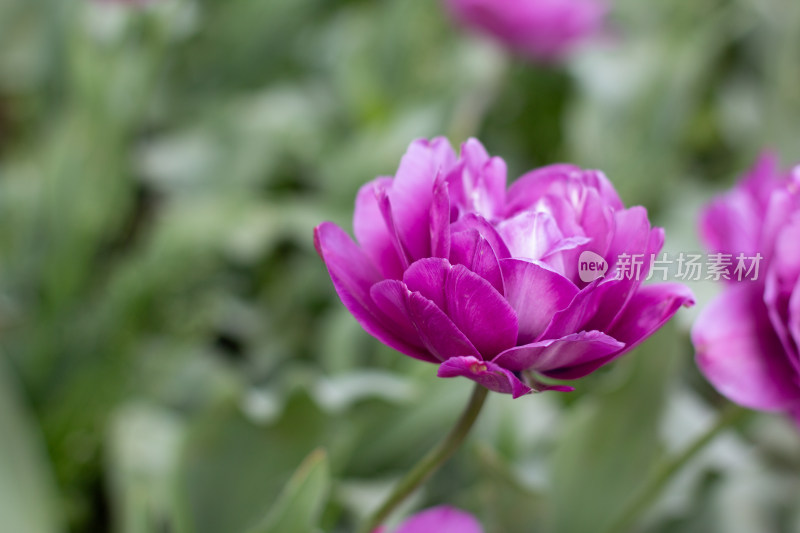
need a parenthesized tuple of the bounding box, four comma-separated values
(0, 0, 798, 532)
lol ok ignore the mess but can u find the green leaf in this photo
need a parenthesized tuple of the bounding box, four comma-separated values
(106, 403, 186, 533)
(0, 360, 62, 533)
(550, 325, 682, 533)
(178, 391, 330, 533)
(471, 443, 548, 533)
(250, 448, 330, 533)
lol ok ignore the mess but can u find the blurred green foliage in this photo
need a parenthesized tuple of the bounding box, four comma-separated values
(0, 0, 799, 532)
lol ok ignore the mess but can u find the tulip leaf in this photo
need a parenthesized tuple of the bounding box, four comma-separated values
(0, 361, 62, 533)
(179, 390, 331, 533)
(106, 403, 186, 533)
(550, 325, 681, 533)
(249, 448, 330, 533)
(473, 443, 549, 533)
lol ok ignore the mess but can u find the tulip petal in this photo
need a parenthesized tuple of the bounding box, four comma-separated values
(610, 282, 695, 349)
(773, 217, 800, 285)
(389, 138, 456, 260)
(585, 222, 663, 332)
(742, 150, 781, 199)
(354, 178, 405, 280)
(450, 213, 511, 259)
(759, 187, 796, 260)
(572, 188, 614, 247)
(699, 189, 762, 256)
(403, 258, 450, 310)
(693, 283, 800, 410)
(504, 164, 582, 215)
(493, 331, 624, 373)
(546, 187, 615, 283)
(497, 211, 589, 268)
(408, 291, 481, 361)
(445, 265, 518, 358)
(644, 227, 666, 278)
(395, 506, 484, 533)
(580, 189, 616, 249)
(372, 278, 479, 362)
(375, 186, 413, 270)
(500, 259, 578, 344)
(446, 138, 507, 221)
(450, 229, 504, 294)
(581, 170, 625, 211)
(369, 281, 438, 364)
(438, 356, 531, 398)
(549, 282, 694, 380)
(430, 176, 452, 259)
(541, 277, 617, 338)
(791, 277, 800, 357)
(606, 206, 651, 277)
(764, 271, 800, 374)
(315, 223, 429, 360)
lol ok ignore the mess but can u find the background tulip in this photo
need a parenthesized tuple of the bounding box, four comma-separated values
(374, 506, 483, 533)
(443, 0, 608, 61)
(693, 153, 800, 423)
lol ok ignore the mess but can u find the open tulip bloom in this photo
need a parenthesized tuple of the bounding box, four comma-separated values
(315, 138, 694, 398)
(693, 153, 800, 424)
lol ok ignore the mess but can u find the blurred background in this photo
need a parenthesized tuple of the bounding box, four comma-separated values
(0, 0, 799, 532)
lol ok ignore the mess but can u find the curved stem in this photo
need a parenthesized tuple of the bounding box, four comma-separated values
(357, 384, 489, 533)
(602, 404, 747, 533)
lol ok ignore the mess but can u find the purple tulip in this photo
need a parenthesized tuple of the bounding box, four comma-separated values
(315, 138, 694, 397)
(373, 506, 483, 533)
(693, 153, 800, 424)
(443, 0, 608, 62)
(94, 0, 154, 5)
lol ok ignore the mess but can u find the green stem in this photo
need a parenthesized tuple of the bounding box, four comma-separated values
(602, 404, 747, 533)
(447, 52, 510, 142)
(357, 384, 489, 533)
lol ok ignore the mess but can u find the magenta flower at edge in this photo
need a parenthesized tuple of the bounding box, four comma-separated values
(94, 0, 154, 5)
(373, 506, 483, 533)
(443, 0, 608, 62)
(693, 153, 800, 423)
(315, 138, 694, 398)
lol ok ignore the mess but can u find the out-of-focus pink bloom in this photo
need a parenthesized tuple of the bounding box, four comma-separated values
(94, 0, 153, 5)
(693, 153, 800, 424)
(443, 0, 608, 62)
(373, 506, 483, 533)
(315, 138, 693, 397)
